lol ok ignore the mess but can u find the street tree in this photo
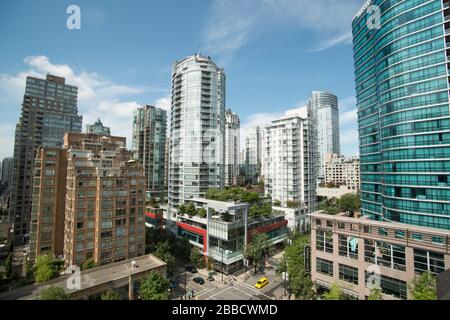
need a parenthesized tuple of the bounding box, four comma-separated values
(368, 287, 383, 300)
(39, 286, 69, 300)
(138, 271, 170, 300)
(409, 272, 438, 300)
(154, 241, 176, 276)
(190, 247, 205, 268)
(34, 255, 60, 283)
(244, 233, 270, 273)
(284, 234, 314, 300)
(322, 282, 344, 300)
(101, 290, 122, 300)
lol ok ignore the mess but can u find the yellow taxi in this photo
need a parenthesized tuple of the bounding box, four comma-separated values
(255, 277, 269, 289)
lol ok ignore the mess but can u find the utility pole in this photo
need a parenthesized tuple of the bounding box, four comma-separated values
(128, 275, 134, 300)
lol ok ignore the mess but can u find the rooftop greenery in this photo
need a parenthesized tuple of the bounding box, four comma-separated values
(205, 187, 261, 203)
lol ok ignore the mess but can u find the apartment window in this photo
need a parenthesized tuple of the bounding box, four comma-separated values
(339, 264, 358, 285)
(115, 218, 127, 226)
(76, 243, 84, 252)
(101, 220, 112, 229)
(338, 235, 358, 259)
(395, 230, 405, 239)
(316, 229, 333, 253)
(414, 249, 445, 275)
(316, 258, 333, 276)
(379, 227, 388, 236)
(101, 231, 112, 239)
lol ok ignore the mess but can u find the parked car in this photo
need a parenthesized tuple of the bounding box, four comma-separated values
(255, 277, 269, 289)
(193, 277, 205, 285)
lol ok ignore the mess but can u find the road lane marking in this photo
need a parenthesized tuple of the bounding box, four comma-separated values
(196, 283, 227, 299)
(238, 282, 274, 300)
(231, 286, 260, 300)
(206, 286, 232, 300)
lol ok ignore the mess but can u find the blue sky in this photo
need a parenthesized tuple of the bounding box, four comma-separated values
(0, 0, 365, 161)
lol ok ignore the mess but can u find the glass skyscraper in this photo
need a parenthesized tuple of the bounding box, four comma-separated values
(132, 105, 167, 198)
(308, 91, 341, 182)
(168, 54, 226, 223)
(11, 74, 82, 238)
(353, 0, 450, 230)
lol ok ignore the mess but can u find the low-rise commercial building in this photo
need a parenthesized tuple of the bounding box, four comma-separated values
(310, 212, 450, 300)
(175, 197, 288, 274)
(0, 254, 166, 300)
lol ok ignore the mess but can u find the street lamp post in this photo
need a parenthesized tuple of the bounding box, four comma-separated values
(221, 249, 224, 283)
(184, 270, 187, 300)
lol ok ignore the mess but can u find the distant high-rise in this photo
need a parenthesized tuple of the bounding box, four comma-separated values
(225, 109, 240, 186)
(324, 153, 360, 191)
(169, 54, 226, 222)
(354, 0, 450, 230)
(262, 107, 317, 213)
(85, 118, 111, 136)
(1, 157, 14, 187)
(309, 91, 340, 182)
(132, 105, 167, 198)
(164, 137, 169, 192)
(11, 74, 82, 238)
(245, 126, 262, 184)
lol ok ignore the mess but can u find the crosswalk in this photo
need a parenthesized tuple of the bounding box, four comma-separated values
(194, 280, 275, 300)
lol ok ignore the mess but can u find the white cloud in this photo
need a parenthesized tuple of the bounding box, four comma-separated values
(0, 56, 169, 155)
(339, 95, 357, 112)
(340, 127, 359, 149)
(202, 0, 362, 63)
(339, 95, 357, 127)
(340, 108, 358, 126)
(155, 94, 171, 113)
(308, 32, 353, 53)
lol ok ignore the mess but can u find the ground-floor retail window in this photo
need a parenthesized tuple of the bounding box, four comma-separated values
(365, 271, 407, 300)
(316, 258, 333, 276)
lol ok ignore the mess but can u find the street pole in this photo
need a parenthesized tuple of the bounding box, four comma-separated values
(221, 249, 224, 283)
(284, 258, 287, 297)
(184, 270, 187, 300)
